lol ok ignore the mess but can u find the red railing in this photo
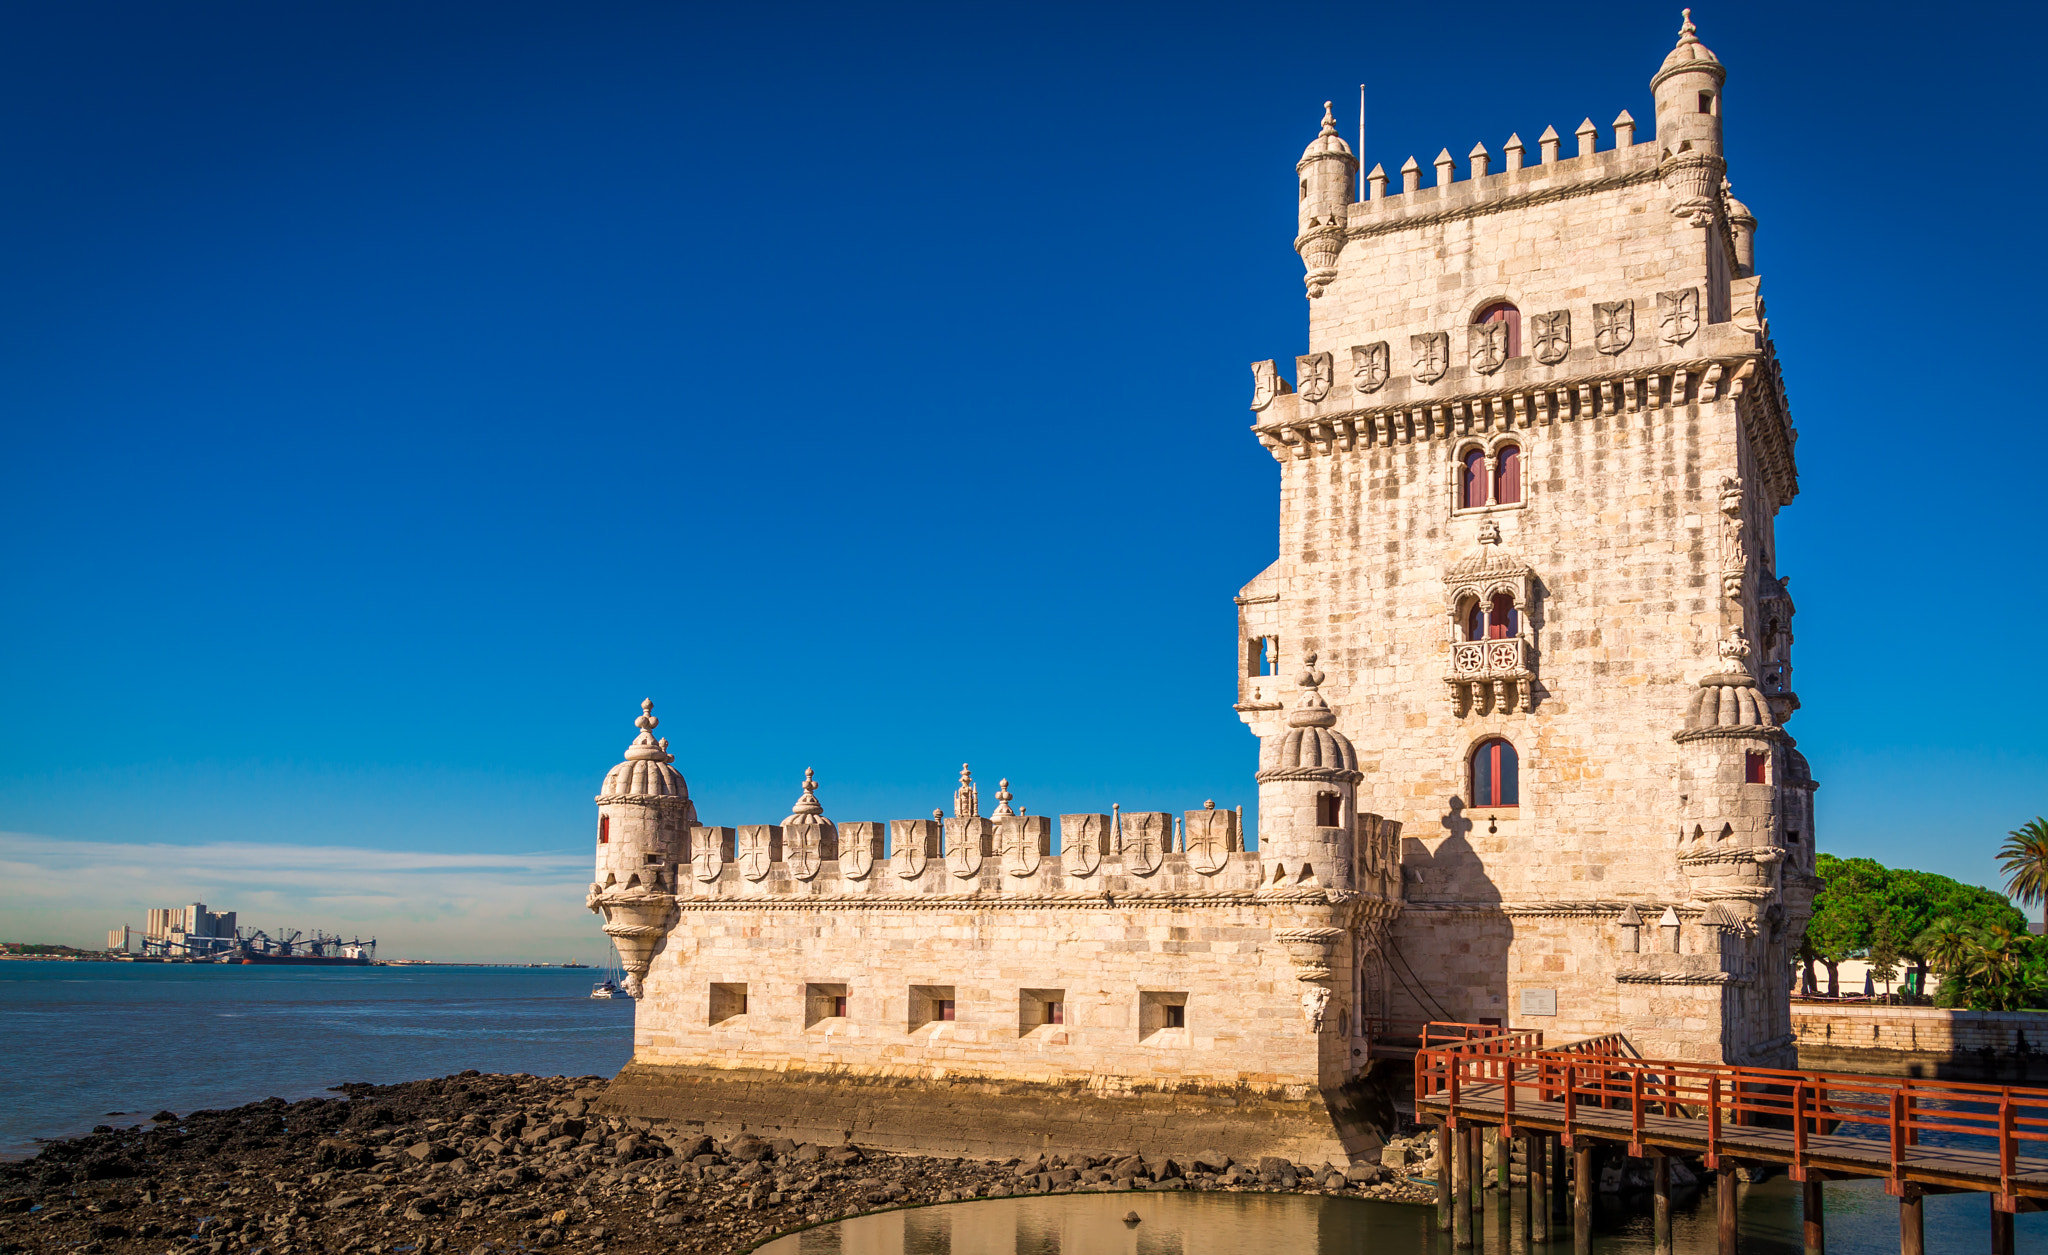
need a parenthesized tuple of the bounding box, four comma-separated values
(1415, 1043, 2048, 1201)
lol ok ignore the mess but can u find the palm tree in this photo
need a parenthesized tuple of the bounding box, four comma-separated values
(1997, 817, 2048, 930)
(1915, 918, 1976, 978)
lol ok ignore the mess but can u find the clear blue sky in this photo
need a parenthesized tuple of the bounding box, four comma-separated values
(1, 1, 2041, 958)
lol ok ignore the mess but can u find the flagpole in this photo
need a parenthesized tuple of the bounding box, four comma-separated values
(1357, 84, 1366, 201)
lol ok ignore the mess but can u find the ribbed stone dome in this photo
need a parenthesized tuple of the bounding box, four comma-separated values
(781, 766, 833, 829)
(1683, 673, 1774, 732)
(1654, 10, 1723, 83)
(1299, 102, 1353, 163)
(597, 699, 690, 801)
(1261, 652, 1362, 779)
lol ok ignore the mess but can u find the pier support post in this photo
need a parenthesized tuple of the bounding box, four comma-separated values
(1717, 1161, 1738, 1255)
(1898, 1184, 1923, 1255)
(1653, 1152, 1672, 1255)
(1452, 1122, 1473, 1248)
(1574, 1142, 1593, 1255)
(1467, 1123, 1483, 1245)
(1802, 1176, 1824, 1255)
(1531, 1135, 1549, 1244)
(1436, 1119, 1452, 1233)
(1552, 1134, 1569, 1231)
(1991, 1203, 2014, 1255)
(1498, 1124, 1511, 1194)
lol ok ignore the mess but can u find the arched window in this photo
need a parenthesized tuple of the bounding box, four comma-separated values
(1475, 302, 1521, 359)
(1471, 739, 1519, 809)
(1487, 593, 1518, 639)
(1460, 448, 1486, 509)
(1464, 600, 1485, 641)
(1493, 444, 1521, 505)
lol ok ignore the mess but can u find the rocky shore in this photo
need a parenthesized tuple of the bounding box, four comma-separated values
(0, 1072, 1439, 1255)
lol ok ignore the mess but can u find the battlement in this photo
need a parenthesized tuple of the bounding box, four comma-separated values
(1350, 115, 1658, 235)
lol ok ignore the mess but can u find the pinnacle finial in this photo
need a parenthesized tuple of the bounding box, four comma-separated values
(788, 766, 824, 819)
(1288, 651, 1338, 728)
(992, 778, 1015, 819)
(1681, 7, 1695, 36)
(1319, 101, 1337, 136)
(636, 698, 657, 732)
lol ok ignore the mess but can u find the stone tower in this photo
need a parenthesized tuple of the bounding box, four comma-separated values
(1238, 13, 1816, 1065)
(588, 699, 696, 995)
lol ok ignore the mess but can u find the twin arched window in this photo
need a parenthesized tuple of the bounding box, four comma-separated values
(1459, 444, 1522, 509)
(1471, 738, 1519, 809)
(1465, 593, 1519, 641)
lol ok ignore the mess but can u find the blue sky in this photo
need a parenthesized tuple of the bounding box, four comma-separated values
(1, 1, 2042, 959)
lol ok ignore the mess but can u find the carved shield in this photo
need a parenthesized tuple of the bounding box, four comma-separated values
(1183, 807, 1241, 876)
(945, 817, 989, 879)
(839, 821, 882, 880)
(1411, 332, 1449, 384)
(1593, 300, 1634, 355)
(1061, 813, 1108, 877)
(784, 821, 827, 881)
(1295, 352, 1333, 403)
(890, 819, 934, 880)
(690, 826, 732, 883)
(1469, 322, 1507, 375)
(1118, 811, 1170, 876)
(1351, 342, 1390, 393)
(1531, 310, 1570, 365)
(995, 815, 1049, 877)
(1357, 813, 1381, 877)
(1658, 288, 1700, 345)
(1250, 359, 1291, 411)
(736, 825, 781, 882)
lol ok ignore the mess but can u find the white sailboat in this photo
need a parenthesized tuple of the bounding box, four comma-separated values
(590, 945, 630, 999)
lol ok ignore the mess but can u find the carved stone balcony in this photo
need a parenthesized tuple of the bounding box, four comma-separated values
(1446, 637, 1532, 715)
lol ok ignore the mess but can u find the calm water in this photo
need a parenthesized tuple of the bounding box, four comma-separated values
(757, 1183, 2046, 1255)
(0, 960, 634, 1159)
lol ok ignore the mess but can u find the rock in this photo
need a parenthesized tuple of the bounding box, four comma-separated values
(1381, 1144, 1411, 1169)
(1257, 1156, 1293, 1176)
(789, 1142, 823, 1163)
(314, 1140, 373, 1170)
(826, 1147, 863, 1166)
(1346, 1163, 1386, 1185)
(726, 1136, 770, 1162)
(150, 1111, 177, 1123)
(668, 1135, 714, 1160)
(613, 1135, 644, 1162)
(1190, 1149, 1230, 1174)
(768, 1138, 798, 1156)
(1142, 1155, 1179, 1180)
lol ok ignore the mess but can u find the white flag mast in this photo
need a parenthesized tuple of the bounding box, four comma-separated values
(1357, 85, 1367, 202)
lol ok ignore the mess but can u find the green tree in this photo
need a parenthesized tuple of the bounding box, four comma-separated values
(1807, 854, 1887, 996)
(1997, 817, 2048, 929)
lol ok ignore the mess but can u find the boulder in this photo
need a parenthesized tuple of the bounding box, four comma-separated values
(726, 1136, 770, 1163)
(1190, 1149, 1230, 1174)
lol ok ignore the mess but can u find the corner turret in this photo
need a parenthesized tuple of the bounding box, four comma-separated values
(1651, 9, 1727, 223)
(587, 699, 696, 995)
(1294, 103, 1356, 299)
(1255, 652, 1362, 889)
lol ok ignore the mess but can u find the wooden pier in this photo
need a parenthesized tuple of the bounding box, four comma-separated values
(1412, 1024, 2048, 1254)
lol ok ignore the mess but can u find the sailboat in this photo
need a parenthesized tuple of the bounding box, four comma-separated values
(590, 945, 630, 999)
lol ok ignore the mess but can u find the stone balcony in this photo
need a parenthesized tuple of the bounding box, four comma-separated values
(1446, 637, 1531, 715)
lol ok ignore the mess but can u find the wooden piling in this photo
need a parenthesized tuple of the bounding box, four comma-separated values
(1653, 1152, 1672, 1255)
(1574, 1142, 1593, 1255)
(1552, 1133, 1569, 1231)
(1898, 1185, 1923, 1255)
(1990, 1203, 2014, 1255)
(1498, 1124, 1511, 1194)
(1436, 1119, 1452, 1233)
(1531, 1134, 1549, 1244)
(1454, 1122, 1473, 1249)
(1717, 1161, 1738, 1255)
(1802, 1176, 1824, 1255)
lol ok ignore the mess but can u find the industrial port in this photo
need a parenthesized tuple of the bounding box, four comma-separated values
(105, 902, 377, 965)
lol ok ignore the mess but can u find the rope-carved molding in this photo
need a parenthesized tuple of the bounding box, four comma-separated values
(665, 888, 1358, 913)
(1344, 163, 1665, 242)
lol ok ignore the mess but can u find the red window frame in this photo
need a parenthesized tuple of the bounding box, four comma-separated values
(1494, 444, 1521, 505)
(1472, 738, 1520, 809)
(1461, 448, 1487, 508)
(1488, 593, 1518, 640)
(831, 995, 848, 1018)
(598, 815, 609, 844)
(1745, 751, 1768, 785)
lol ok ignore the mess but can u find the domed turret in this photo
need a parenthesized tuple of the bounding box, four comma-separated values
(588, 699, 697, 996)
(1295, 103, 1356, 299)
(1651, 10, 1728, 223)
(1723, 182, 1757, 275)
(1256, 652, 1363, 889)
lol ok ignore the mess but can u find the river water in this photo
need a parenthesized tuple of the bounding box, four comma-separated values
(0, 960, 632, 1160)
(3, 961, 2038, 1251)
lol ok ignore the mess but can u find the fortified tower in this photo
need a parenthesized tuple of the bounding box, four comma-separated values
(1237, 12, 1816, 1065)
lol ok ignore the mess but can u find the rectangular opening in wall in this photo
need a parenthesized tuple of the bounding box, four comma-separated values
(1019, 988, 1067, 1036)
(909, 984, 956, 1032)
(709, 982, 747, 1026)
(804, 982, 848, 1028)
(1745, 751, 1768, 785)
(1139, 990, 1188, 1042)
(1316, 793, 1342, 828)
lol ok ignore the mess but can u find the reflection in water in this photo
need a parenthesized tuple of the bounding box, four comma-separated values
(761, 1177, 2047, 1255)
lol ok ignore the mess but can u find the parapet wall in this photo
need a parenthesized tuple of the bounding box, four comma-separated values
(1793, 1003, 2048, 1081)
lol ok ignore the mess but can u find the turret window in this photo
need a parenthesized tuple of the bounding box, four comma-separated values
(598, 816, 609, 844)
(1316, 793, 1343, 827)
(1745, 751, 1768, 785)
(1249, 635, 1280, 677)
(1471, 738, 1519, 809)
